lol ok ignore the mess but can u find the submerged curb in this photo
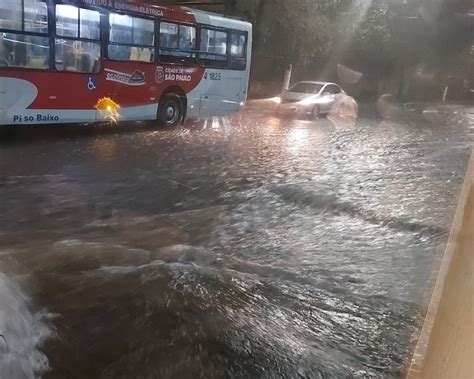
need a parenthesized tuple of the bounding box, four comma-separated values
(406, 149, 474, 378)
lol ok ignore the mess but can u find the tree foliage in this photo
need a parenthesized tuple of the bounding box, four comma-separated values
(175, 0, 472, 98)
(240, 0, 394, 66)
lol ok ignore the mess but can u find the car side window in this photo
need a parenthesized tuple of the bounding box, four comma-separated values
(326, 85, 341, 94)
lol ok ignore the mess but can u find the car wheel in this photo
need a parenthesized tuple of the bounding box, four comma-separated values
(311, 105, 321, 120)
(158, 94, 183, 127)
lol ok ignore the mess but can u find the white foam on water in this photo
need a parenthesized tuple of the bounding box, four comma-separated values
(0, 274, 52, 379)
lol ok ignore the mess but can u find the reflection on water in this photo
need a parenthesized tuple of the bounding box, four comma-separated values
(92, 137, 118, 161)
(0, 103, 472, 378)
(286, 126, 309, 154)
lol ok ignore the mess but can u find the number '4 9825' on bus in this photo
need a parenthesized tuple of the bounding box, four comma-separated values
(0, 0, 252, 127)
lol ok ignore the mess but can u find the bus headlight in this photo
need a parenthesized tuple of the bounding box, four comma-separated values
(95, 97, 120, 123)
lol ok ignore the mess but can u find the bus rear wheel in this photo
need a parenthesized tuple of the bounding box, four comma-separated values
(158, 94, 183, 127)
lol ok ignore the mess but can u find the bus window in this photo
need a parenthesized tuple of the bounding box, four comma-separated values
(229, 31, 246, 70)
(80, 8, 100, 40)
(0, 33, 50, 69)
(160, 22, 178, 49)
(24, 0, 48, 34)
(55, 5, 101, 73)
(0, 0, 22, 31)
(159, 22, 196, 64)
(199, 28, 227, 68)
(0, 0, 49, 69)
(179, 25, 196, 52)
(108, 13, 154, 63)
(134, 17, 154, 47)
(56, 4, 79, 38)
(109, 13, 132, 44)
(230, 32, 245, 57)
(55, 39, 100, 73)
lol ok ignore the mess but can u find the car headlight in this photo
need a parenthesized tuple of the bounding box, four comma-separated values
(298, 97, 317, 106)
(270, 97, 282, 104)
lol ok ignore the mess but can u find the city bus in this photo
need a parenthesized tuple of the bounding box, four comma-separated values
(0, 0, 252, 126)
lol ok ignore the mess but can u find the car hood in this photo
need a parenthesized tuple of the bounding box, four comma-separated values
(281, 91, 320, 103)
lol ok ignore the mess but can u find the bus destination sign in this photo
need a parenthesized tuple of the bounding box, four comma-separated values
(64, 0, 164, 17)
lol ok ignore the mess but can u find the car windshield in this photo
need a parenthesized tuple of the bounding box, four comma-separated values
(289, 82, 323, 94)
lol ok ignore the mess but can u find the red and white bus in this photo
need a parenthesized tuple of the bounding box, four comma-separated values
(0, 0, 252, 126)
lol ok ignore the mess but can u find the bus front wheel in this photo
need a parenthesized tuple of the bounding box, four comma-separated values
(158, 94, 183, 127)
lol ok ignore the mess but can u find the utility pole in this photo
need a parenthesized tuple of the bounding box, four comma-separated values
(282, 64, 292, 91)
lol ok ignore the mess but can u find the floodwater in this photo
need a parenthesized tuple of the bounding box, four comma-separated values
(0, 102, 472, 378)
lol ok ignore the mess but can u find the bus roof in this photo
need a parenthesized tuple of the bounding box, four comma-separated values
(187, 7, 252, 32)
(64, 0, 251, 32)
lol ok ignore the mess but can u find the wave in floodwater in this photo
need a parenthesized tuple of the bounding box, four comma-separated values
(0, 106, 471, 378)
(270, 183, 447, 235)
(1, 240, 416, 378)
(0, 274, 52, 379)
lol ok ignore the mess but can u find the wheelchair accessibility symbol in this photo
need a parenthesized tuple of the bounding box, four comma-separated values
(87, 76, 97, 91)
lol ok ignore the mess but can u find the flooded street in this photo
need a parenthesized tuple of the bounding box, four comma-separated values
(0, 103, 472, 378)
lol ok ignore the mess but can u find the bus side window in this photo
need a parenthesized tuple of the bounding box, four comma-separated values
(80, 8, 100, 40)
(55, 39, 100, 73)
(0, 0, 22, 31)
(108, 13, 154, 63)
(56, 4, 79, 38)
(1, 33, 50, 69)
(178, 25, 196, 55)
(230, 31, 247, 70)
(24, 0, 48, 34)
(0, 0, 50, 69)
(199, 28, 228, 68)
(159, 21, 179, 59)
(159, 22, 196, 64)
(55, 5, 101, 73)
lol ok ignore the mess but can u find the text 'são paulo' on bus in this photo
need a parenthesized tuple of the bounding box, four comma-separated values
(0, 0, 252, 126)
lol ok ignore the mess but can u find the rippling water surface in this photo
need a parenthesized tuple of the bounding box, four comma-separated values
(0, 104, 472, 378)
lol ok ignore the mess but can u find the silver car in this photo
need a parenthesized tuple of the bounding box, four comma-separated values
(279, 81, 350, 119)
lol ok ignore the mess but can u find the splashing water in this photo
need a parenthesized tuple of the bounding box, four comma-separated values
(0, 274, 52, 379)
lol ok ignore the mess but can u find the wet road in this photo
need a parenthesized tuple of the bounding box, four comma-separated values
(0, 103, 473, 378)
